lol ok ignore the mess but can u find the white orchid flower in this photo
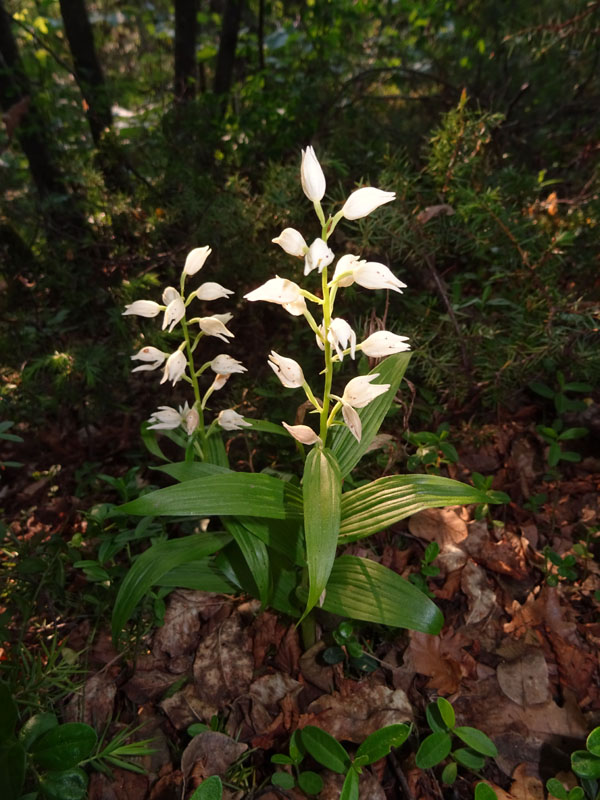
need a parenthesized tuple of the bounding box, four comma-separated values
(218, 409, 252, 431)
(272, 228, 308, 258)
(331, 254, 362, 287)
(123, 300, 161, 318)
(198, 316, 234, 342)
(341, 187, 396, 220)
(301, 146, 326, 202)
(360, 331, 410, 357)
(162, 287, 186, 332)
(341, 404, 363, 443)
(130, 346, 168, 372)
(244, 276, 307, 316)
(210, 373, 230, 391)
(304, 238, 334, 276)
(211, 312, 233, 325)
(147, 405, 182, 430)
(354, 262, 406, 293)
(268, 351, 304, 388)
(210, 354, 247, 374)
(160, 350, 187, 384)
(183, 246, 212, 276)
(282, 421, 322, 446)
(195, 282, 234, 301)
(341, 373, 390, 408)
(328, 318, 356, 361)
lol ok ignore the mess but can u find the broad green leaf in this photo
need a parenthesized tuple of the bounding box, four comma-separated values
(302, 447, 341, 618)
(339, 474, 494, 542)
(30, 723, 97, 770)
(572, 750, 600, 779)
(298, 771, 324, 795)
(453, 726, 497, 757)
(112, 533, 230, 640)
(236, 516, 304, 565)
(301, 726, 350, 774)
(558, 427, 588, 441)
(156, 559, 236, 593)
(436, 698, 455, 729)
(441, 761, 457, 785)
(587, 727, 600, 756)
(454, 747, 485, 770)
(140, 423, 171, 463)
(415, 731, 452, 768)
(271, 754, 293, 765)
(224, 519, 271, 606)
(339, 767, 359, 800)
(474, 783, 499, 800)
(246, 419, 292, 436)
(39, 768, 88, 800)
(18, 712, 58, 751)
(529, 381, 555, 399)
(0, 739, 26, 798)
(156, 461, 230, 482)
(355, 724, 410, 764)
(0, 682, 18, 738)
(331, 353, 411, 477)
(203, 433, 229, 467)
(546, 778, 568, 800)
(189, 775, 223, 800)
(118, 474, 303, 520)
(322, 556, 443, 634)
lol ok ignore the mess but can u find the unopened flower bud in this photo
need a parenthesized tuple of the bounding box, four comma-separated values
(272, 228, 308, 258)
(341, 187, 396, 220)
(300, 146, 326, 202)
(184, 246, 212, 275)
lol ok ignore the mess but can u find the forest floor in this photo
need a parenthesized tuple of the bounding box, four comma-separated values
(2, 403, 600, 800)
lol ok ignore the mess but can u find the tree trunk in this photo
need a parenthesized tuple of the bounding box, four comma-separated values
(174, 0, 199, 101)
(58, 0, 112, 146)
(214, 0, 243, 98)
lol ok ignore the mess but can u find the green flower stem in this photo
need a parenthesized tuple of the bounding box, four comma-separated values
(319, 267, 334, 444)
(314, 200, 326, 227)
(327, 400, 343, 427)
(326, 209, 344, 239)
(180, 317, 206, 439)
(195, 361, 212, 378)
(301, 289, 324, 305)
(302, 381, 323, 413)
(303, 308, 324, 340)
(190, 332, 204, 353)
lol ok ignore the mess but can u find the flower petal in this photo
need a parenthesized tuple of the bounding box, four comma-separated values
(282, 421, 322, 446)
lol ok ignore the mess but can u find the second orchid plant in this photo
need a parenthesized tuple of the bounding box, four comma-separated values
(113, 148, 504, 646)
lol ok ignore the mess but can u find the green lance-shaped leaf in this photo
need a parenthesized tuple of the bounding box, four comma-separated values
(155, 559, 236, 593)
(339, 474, 495, 542)
(155, 461, 230, 482)
(117, 473, 303, 520)
(30, 723, 97, 770)
(453, 726, 497, 758)
(355, 724, 411, 765)
(436, 697, 455, 730)
(301, 726, 350, 774)
(340, 767, 359, 800)
(302, 447, 341, 619)
(112, 532, 231, 640)
(223, 518, 271, 607)
(330, 352, 411, 478)
(321, 555, 443, 633)
(0, 739, 26, 799)
(415, 731, 452, 769)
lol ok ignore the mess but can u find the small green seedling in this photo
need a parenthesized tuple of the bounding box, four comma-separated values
(404, 423, 459, 474)
(523, 492, 548, 514)
(543, 546, 578, 586)
(322, 621, 378, 674)
(409, 542, 440, 599)
(536, 419, 588, 469)
(530, 372, 592, 416)
(416, 698, 498, 786)
(272, 724, 410, 798)
(547, 725, 600, 799)
(470, 472, 510, 522)
(0, 420, 24, 471)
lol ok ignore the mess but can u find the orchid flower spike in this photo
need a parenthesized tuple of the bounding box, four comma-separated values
(301, 146, 326, 202)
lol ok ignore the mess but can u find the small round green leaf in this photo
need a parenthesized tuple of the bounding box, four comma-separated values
(271, 754, 293, 765)
(272, 772, 295, 789)
(436, 698, 455, 729)
(39, 768, 88, 800)
(323, 646, 345, 664)
(568, 787, 584, 800)
(301, 726, 350, 774)
(18, 713, 59, 752)
(545, 778, 569, 800)
(453, 726, 497, 757)
(441, 761, 457, 785)
(571, 749, 600, 779)
(586, 727, 600, 756)
(30, 723, 97, 770)
(474, 782, 498, 800)
(355, 724, 411, 765)
(189, 775, 223, 800)
(415, 731, 452, 769)
(298, 770, 324, 795)
(453, 747, 486, 771)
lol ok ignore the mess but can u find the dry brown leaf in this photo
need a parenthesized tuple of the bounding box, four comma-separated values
(88, 768, 148, 800)
(461, 560, 497, 624)
(64, 671, 116, 730)
(152, 590, 206, 658)
(464, 522, 528, 579)
(160, 683, 218, 729)
(274, 623, 302, 675)
(299, 641, 334, 692)
(193, 614, 253, 707)
(409, 507, 469, 574)
(406, 629, 476, 693)
(416, 204, 455, 224)
(509, 764, 544, 800)
(496, 649, 551, 706)
(181, 731, 247, 781)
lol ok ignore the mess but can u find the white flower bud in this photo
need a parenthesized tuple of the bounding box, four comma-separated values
(183, 405, 200, 435)
(210, 354, 247, 374)
(301, 146, 326, 202)
(130, 346, 168, 372)
(184, 246, 212, 275)
(304, 238, 334, 276)
(218, 409, 252, 431)
(198, 316, 235, 342)
(360, 331, 410, 357)
(282, 421, 322, 446)
(123, 300, 161, 318)
(147, 406, 182, 430)
(244, 276, 303, 305)
(341, 187, 396, 220)
(272, 228, 308, 258)
(195, 282, 234, 301)
(342, 404, 362, 443)
(354, 262, 406, 293)
(342, 373, 390, 408)
(268, 351, 305, 388)
(160, 350, 187, 384)
(161, 287, 185, 332)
